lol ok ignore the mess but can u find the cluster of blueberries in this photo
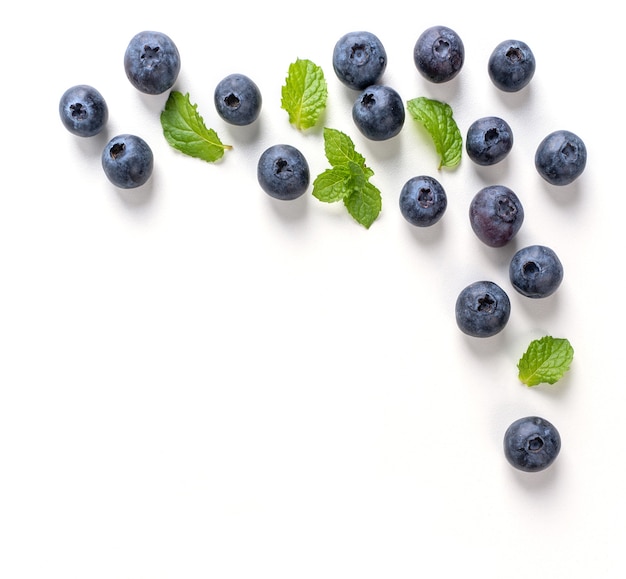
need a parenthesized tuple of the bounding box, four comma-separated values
(60, 27, 584, 474)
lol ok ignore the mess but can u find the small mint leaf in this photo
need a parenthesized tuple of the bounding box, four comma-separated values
(343, 179, 382, 229)
(281, 58, 328, 130)
(312, 166, 353, 203)
(518, 336, 574, 387)
(323, 127, 369, 172)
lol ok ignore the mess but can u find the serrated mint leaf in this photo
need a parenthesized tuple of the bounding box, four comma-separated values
(312, 166, 353, 203)
(406, 96, 462, 169)
(323, 127, 369, 172)
(518, 336, 574, 387)
(281, 58, 327, 130)
(343, 179, 382, 229)
(161, 91, 232, 162)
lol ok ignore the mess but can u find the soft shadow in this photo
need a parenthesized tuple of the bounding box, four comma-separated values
(267, 194, 309, 223)
(114, 173, 156, 208)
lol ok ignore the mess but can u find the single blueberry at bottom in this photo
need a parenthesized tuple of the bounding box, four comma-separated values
(59, 84, 108, 137)
(399, 175, 447, 227)
(504, 416, 561, 472)
(214, 73, 262, 126)
(535, 129, 587, 186)
(257, 144, 310, 200)
(469, 185, 524, 247)
(509, 244, 564, 298)
(101, 134, 154, 189)
(352, 85, 405, 141)
(466, 116, 514, 166)
(455, 280, 511, 338)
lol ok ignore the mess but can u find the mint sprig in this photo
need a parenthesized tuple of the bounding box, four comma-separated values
(406, 96, 462, 169)
(313, 128, 382, 228)
(281, 58, 327, 130)
(160, 91, 232, 162)
(518, 336, 574, 387)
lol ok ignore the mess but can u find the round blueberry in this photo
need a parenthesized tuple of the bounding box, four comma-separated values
(101, 134, 154, 189)
(399, 175, 447, 227)
(124, 30, 181, 95)
(59, 84, 108, 137)
(469, 185, 524, 247)
(332, 31, 387, 91)
(509, 244, 563, 298)
(488, 39, 536, 92)
(214, 73, 262, 126)
(413, 25, 465, 83)
(257, 144, 309, 200)
(455, 280, 511, 338)
(504, 416, 561, 473)
(352, 85, 405, 141)
(465, 116, 514, 166)
(535, 130, 587, 186)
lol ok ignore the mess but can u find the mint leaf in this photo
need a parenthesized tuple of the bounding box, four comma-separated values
(323, 127, 368, 171)
(281, 58, 327, 130)
(406, 96, 462, 169)
(312, 166, 353, 203)
(518, 336, 574, 387)
(343, 179, 382, 230)
(161, 91, 232, 162)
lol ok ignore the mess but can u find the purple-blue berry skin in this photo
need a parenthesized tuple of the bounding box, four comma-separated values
(124, 31, 181, 95)
(214, 74, 262, 126)
(488, 39, 536, 92)
(101, 134, 154, 189)
(413, 25, 465, 83)
(352, 85, 405, 141)
(509, 244, 563, 298)
(332, 31, 387, 91)
(504, 416, 561, 473)
(455, 280, 511, 338)
(535, 130, 587, 186)
(466, 116, 514, 166)
(399, 175, 447, 227)
(59, 84, 108, 137)
(469, 185, 524, 247)
(257, 144, 310, 201)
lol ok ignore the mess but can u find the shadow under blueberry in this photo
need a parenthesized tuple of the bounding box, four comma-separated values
(113, 173, 156, 208)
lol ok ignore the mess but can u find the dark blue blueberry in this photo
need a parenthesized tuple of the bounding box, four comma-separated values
(352, 85, 405, 141)
(535, 130, 587, 186)
(214, 73, 262, 126)
(504, 416, 561, 472)
(399, 175, 447, 227)
(455, 280, 511, 338)
(101, 134, 154, 189)
(488, 39, 536, 92)
(466, 116, 514, 166)
(124, 31, 181, 95)
(332, 31, 387, 90)
(413, 25, 465, 83)
(257, 144, 309, 200)
(509, 245, 563, 298)
(59, 84, 108, 137)
(469, 185, 524, 247)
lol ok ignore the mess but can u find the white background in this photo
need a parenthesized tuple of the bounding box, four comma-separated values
(1, 2, 622, 578)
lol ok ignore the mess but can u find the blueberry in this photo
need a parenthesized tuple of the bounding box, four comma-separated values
(455, 280, 511, 338)
(504, 416, 561, 472)
(101, 134, 154, 189)
(399, 175, 447, 227)
(214, 73, 262, 126)
(59, 84, 108, 137)
(509, 244, 563, 298)
(469, 185, 524, 247)
(257, 144, 309, 200)
(124, 31, 181, 95)
(332, 31, 387, 90)
(465, 116, 514, 166)
(488, 39, 536, 92)
(413, 25, 465, 83)
(535, 130, 587, 186)
(352, 85, 405, 141)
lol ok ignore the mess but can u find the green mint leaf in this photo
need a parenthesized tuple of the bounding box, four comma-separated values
(312, 166, 354, 203)
(323, 127, 370, 173)
(281, 58, 328, 130)
(406, 96, 462, 169)
(518, 336, 574, 387)
(160, 91, 232, 163)
(343, 179, 382, 229)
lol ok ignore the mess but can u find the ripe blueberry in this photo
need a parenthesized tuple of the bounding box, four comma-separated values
(59, 84, 108, 137)
(455, 280, 511, 338)
(399, 175, 447, 227)
(465, 116, 513, 166)
(257, 144, 310, 200)
(535, 130, 587, 186)
(124, 31, 181, 95)
(101, 134, 154, 189)
(488, 39, 536, 92)
(352, 85, 405, 141)
(509, 244, 563, 298)
(214, 73, 262, 126)
(332, 31, 387, 91)
(504, 416, 561, 472)
(469, 185, 524, 247)
(413, 25, 465, 83)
